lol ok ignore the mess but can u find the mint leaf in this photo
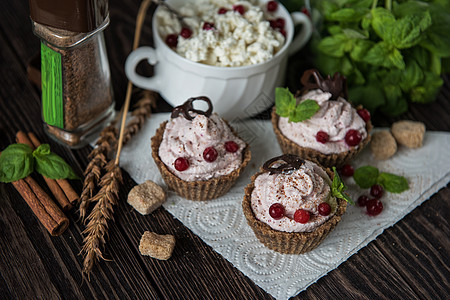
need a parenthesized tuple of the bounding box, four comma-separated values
(33, 144, 79, 180)
(353, 166, 379, 189)
(328, 8, 369, 22)
(371, 8, 396, 42)
(378, 172, 409, 193)
(290, 99, 320, 122)
(364, 42, 405, 69)
(0, 144, 34, 183)
(275, 87, 296, 117)
(318, 34, 349, 58)
(331, 167, 354, 205)
(276, 88, 320, 123)
(392, 12, 432, 49)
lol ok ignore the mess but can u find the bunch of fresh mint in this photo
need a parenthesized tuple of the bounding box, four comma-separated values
(284, 0, 450, 116)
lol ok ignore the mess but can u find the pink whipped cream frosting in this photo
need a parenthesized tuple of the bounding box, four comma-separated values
(251, 160, 337, 233)
(159, 113, 246, 181)
(278, 89, 367, 154)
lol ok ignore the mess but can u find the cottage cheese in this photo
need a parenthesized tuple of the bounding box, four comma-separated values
(159, 113, 246, 181)
(251, 160, 337, 233)
(278, 89, 368, 154)
(156, 0, 285, 67)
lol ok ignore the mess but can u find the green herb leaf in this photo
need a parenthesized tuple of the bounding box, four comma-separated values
(331, 167, 354, 205)
(275, 87, 296, 117)
(353, 166, 379, 189)
(371, 7, 396, 42)
(350, 39, 374, 62)
(290, 99, 320, 122)
(392, 12, 432, 49)
(378, 172, 409, 193)
(328, 8, 369, 22)
(0, 144, 34, 183)
(275, 88, 320, 123)
(364, 41, 405, 69)
(33, 144, 79, 180)
(349, 84, 385, 112)
(318, 34, 349, 58)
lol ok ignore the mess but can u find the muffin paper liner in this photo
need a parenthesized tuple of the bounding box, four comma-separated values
(151, 121, 251, 201)
(271, 107, 372, 168)
(242, 169, 348, 254)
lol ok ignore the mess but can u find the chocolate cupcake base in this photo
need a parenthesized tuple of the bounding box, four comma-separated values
(151, 121, 251, 201)
(271, 107, 372, 168)
(242, 171, 347, 254)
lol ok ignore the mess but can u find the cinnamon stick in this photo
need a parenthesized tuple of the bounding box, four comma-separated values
(28, 132, 80, 205)
(1, 152, 69, 236)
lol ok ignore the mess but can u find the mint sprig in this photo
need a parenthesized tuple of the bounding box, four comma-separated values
(0, 143, 79, 183)
(275, 87, 320, 122)
(353, 165, 409, 193)
(331, 167, 354, 205)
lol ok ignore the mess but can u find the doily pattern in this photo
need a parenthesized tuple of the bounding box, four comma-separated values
(120, 113, 450, 300)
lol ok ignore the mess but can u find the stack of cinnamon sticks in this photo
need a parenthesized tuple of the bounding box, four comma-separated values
(1, 131, 80, 236)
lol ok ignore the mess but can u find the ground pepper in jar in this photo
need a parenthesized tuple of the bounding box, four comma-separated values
(30, 0, 115, 148)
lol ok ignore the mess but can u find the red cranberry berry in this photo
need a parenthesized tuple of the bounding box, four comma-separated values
(218, 7, 228, 14)
(357, 108, 371, 123)
(174, 157, 189, 171)
(294, 209, 310, 223)
(165, 34, 178, 48)
(318, 203, 331, 216)
(357, 195, 369, 207)
(340, 164, 354, 177)
(280, 29, 287, 37)
(316, 131, 329, 144)
(269, 203, 285, 219)
(224, 141, 239, 153)
(233, 4, 245, 15)
(180, 27, 192, 39)
(370, 184, 384, 199)
(267, 1, 278, 12)
(345, 129, 362, 146)
(203, 147, 218, 162)
(203, 22, 215, 30)
(275, 18, 285, 29)
(366, 199, 383, 216)
(301, 7, 310, 17)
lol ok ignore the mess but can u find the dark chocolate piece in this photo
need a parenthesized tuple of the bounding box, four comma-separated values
(263, 154, 305, 175)
(171, 96, 213, 120)
(300, 69, 348, 100)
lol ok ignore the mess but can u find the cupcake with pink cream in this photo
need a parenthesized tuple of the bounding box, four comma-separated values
(242, 154, 348, 254)
(151, 96, 251, 200)
(272, 69, 372, 167)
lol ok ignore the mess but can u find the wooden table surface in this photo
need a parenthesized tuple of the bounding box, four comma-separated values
(1, 1, 449, 299)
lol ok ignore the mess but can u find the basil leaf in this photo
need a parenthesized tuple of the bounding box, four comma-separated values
(410, 71, 443, 103)
(0, 144, 34, 183)
(290, 100, 320, 122)
(275, 87, 296, 118)
(378, 172, 409, 193)
(33, 144, 79, 180)
(353, 166, 379, 189)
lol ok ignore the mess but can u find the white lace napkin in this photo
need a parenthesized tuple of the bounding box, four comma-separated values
(119, 113, 450, 300)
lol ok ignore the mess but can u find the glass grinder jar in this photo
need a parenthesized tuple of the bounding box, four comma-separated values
(29, 0, 115, 148)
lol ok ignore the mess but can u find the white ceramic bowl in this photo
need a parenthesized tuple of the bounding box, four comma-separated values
(125, 0, 312, 119)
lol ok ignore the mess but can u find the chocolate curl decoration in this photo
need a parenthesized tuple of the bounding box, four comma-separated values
(263, 154, 305, 175)
(171, 96, 213, 120)
(300, 69, 348, 100)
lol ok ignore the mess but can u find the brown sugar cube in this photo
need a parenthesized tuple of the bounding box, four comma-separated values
(391, 120, 426, 148)
(370, 130, 397, 160)
(127, 180, 166, 215)
(139, 231, 175, 260)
